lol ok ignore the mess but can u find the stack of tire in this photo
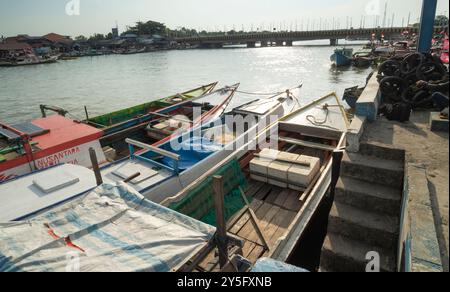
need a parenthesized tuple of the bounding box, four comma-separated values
(377, 52, 448, 109)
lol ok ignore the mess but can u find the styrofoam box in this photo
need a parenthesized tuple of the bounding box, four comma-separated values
(268, 178, 288, 188)
(251, 174, 268, 183)
(288, 155, 321, 187)
(250, 157, 272, 176)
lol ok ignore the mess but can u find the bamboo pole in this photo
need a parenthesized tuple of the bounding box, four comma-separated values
(89, 147, 103, 186)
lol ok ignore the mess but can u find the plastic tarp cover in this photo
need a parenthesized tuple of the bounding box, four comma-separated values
(0, 183, 215, 272)
(160, 137, 223, 171)
(251, 258, 309, 273)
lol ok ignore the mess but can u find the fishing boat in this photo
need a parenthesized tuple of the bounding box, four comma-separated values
(160, 92, 349, 268)
(0, 181, 248, 272)
(0, 83, 217, 183)
(83, 82, 217, 135)
(330, 48, 353, 67)
(0, 54, 58, 67)
(97, 83, 237, 160)
(99, 86, 301, 203)
(0, 86, 301, 210)
(352, 49, 374, 68)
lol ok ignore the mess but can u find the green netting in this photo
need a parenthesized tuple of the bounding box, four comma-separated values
(168, 159, 250, 226)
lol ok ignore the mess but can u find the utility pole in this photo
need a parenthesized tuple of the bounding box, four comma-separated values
(418, 0, 438, 53)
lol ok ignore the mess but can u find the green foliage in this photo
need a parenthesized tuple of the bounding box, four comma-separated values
(435, 15, 449, 27)
(75, 35, 87, 42)
(125, 20, 167, 36)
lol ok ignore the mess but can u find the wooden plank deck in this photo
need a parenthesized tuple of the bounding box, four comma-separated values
(197, 180, 304, 270)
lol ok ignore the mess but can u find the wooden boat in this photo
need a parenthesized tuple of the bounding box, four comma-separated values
(352, 49, 374, 68)
(99, 86, 301, 203)
(0, 55, 58, 67)
(83, 82, 217, 135)
(160, 92, 349, 268)
(98, 83, 237, 160)
(331, 48, 353, 67)
(0, 83, 217, 183)
(0, 180, 246, 272)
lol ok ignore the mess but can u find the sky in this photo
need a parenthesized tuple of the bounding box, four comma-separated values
(0, 0, 448, 37)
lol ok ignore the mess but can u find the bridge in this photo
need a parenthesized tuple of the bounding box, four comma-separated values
(175, 27, 440, 48)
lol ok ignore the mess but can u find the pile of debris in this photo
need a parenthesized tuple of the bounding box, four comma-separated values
(377, 52, 449, 122)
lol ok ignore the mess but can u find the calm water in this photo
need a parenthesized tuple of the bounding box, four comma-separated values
(0, 41, 372, 124)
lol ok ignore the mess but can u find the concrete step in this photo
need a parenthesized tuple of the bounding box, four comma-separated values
(359, 142, 405, 162)
(335, 176, 402, 216)
(328, 202, 399, 250)
(320, 232, 397, 272)
(341, 152, 404, 189)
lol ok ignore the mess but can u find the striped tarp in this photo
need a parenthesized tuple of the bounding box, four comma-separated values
(0, 183, 215, 272)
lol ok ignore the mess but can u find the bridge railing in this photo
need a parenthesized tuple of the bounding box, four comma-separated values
(174, 26, 444, 43)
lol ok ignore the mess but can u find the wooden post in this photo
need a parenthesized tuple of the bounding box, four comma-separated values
(89, 147, 103, 186)
(84, 106, 89, 121)
(40, 105, 46, 118)
(212, 175, 229, 268)
(330, 150, 344, 198)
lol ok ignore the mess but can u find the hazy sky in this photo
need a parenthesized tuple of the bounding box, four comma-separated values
(0, 0, 448, 37)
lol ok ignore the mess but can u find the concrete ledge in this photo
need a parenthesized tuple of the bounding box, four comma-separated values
(347, 115, 367, 153)
(430, 112, 449, 132)
(407, 164, 443, 272)
(356, 72, 380, 122)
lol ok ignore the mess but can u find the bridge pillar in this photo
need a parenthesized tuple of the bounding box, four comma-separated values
(247, 42, 256, 48)
(286, 40, 293, 46)
(330, 39, 338, 46)
(261, 41, 268, 47)
(276, 41, 284, 46)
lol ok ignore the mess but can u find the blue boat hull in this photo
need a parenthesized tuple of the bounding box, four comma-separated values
(331, 52, 352, 66)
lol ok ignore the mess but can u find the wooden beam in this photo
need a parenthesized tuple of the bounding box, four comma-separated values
(89, 147, 103, 186)
(239, 187, 270, 251)
(279, 137, 336, 152)
(212, 175, 229, 268)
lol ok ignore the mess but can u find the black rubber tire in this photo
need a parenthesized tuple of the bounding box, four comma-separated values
(411, 90, 432, 108)
(403, 72, 419, 87)
(400, 52, 425, 76)
(378, 60, 401, 78)
(380, 76, 408, 101)
(416, 61, 447, 81)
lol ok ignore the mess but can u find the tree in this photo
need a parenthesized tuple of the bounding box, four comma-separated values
(126, 20, 167, 36)
(75, 35, 87, 42)
(88, 34, 106, 41)
(435, 15, 449, 27)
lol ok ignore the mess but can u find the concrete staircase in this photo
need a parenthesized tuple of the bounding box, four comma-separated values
(320, 143, 405, 272)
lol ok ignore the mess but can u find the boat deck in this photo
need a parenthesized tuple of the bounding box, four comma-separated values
(196, 179, 304, 272)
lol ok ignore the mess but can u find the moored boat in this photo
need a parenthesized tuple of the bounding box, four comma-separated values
(0, 83, 218, 183)
(0, 181, 242, 272)
(0, 86, 301, 210)
(331, 48, 353, 67)
(352, 49, 374, 68)
(161, 92, 349, 266)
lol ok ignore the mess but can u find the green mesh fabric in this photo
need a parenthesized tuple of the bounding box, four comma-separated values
(168, 159, 250, 226)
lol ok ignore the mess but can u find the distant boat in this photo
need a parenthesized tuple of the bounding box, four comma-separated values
(0, 54, 58, 67)
(352, 49, 374, 68)
(331, 48, 353, 67)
